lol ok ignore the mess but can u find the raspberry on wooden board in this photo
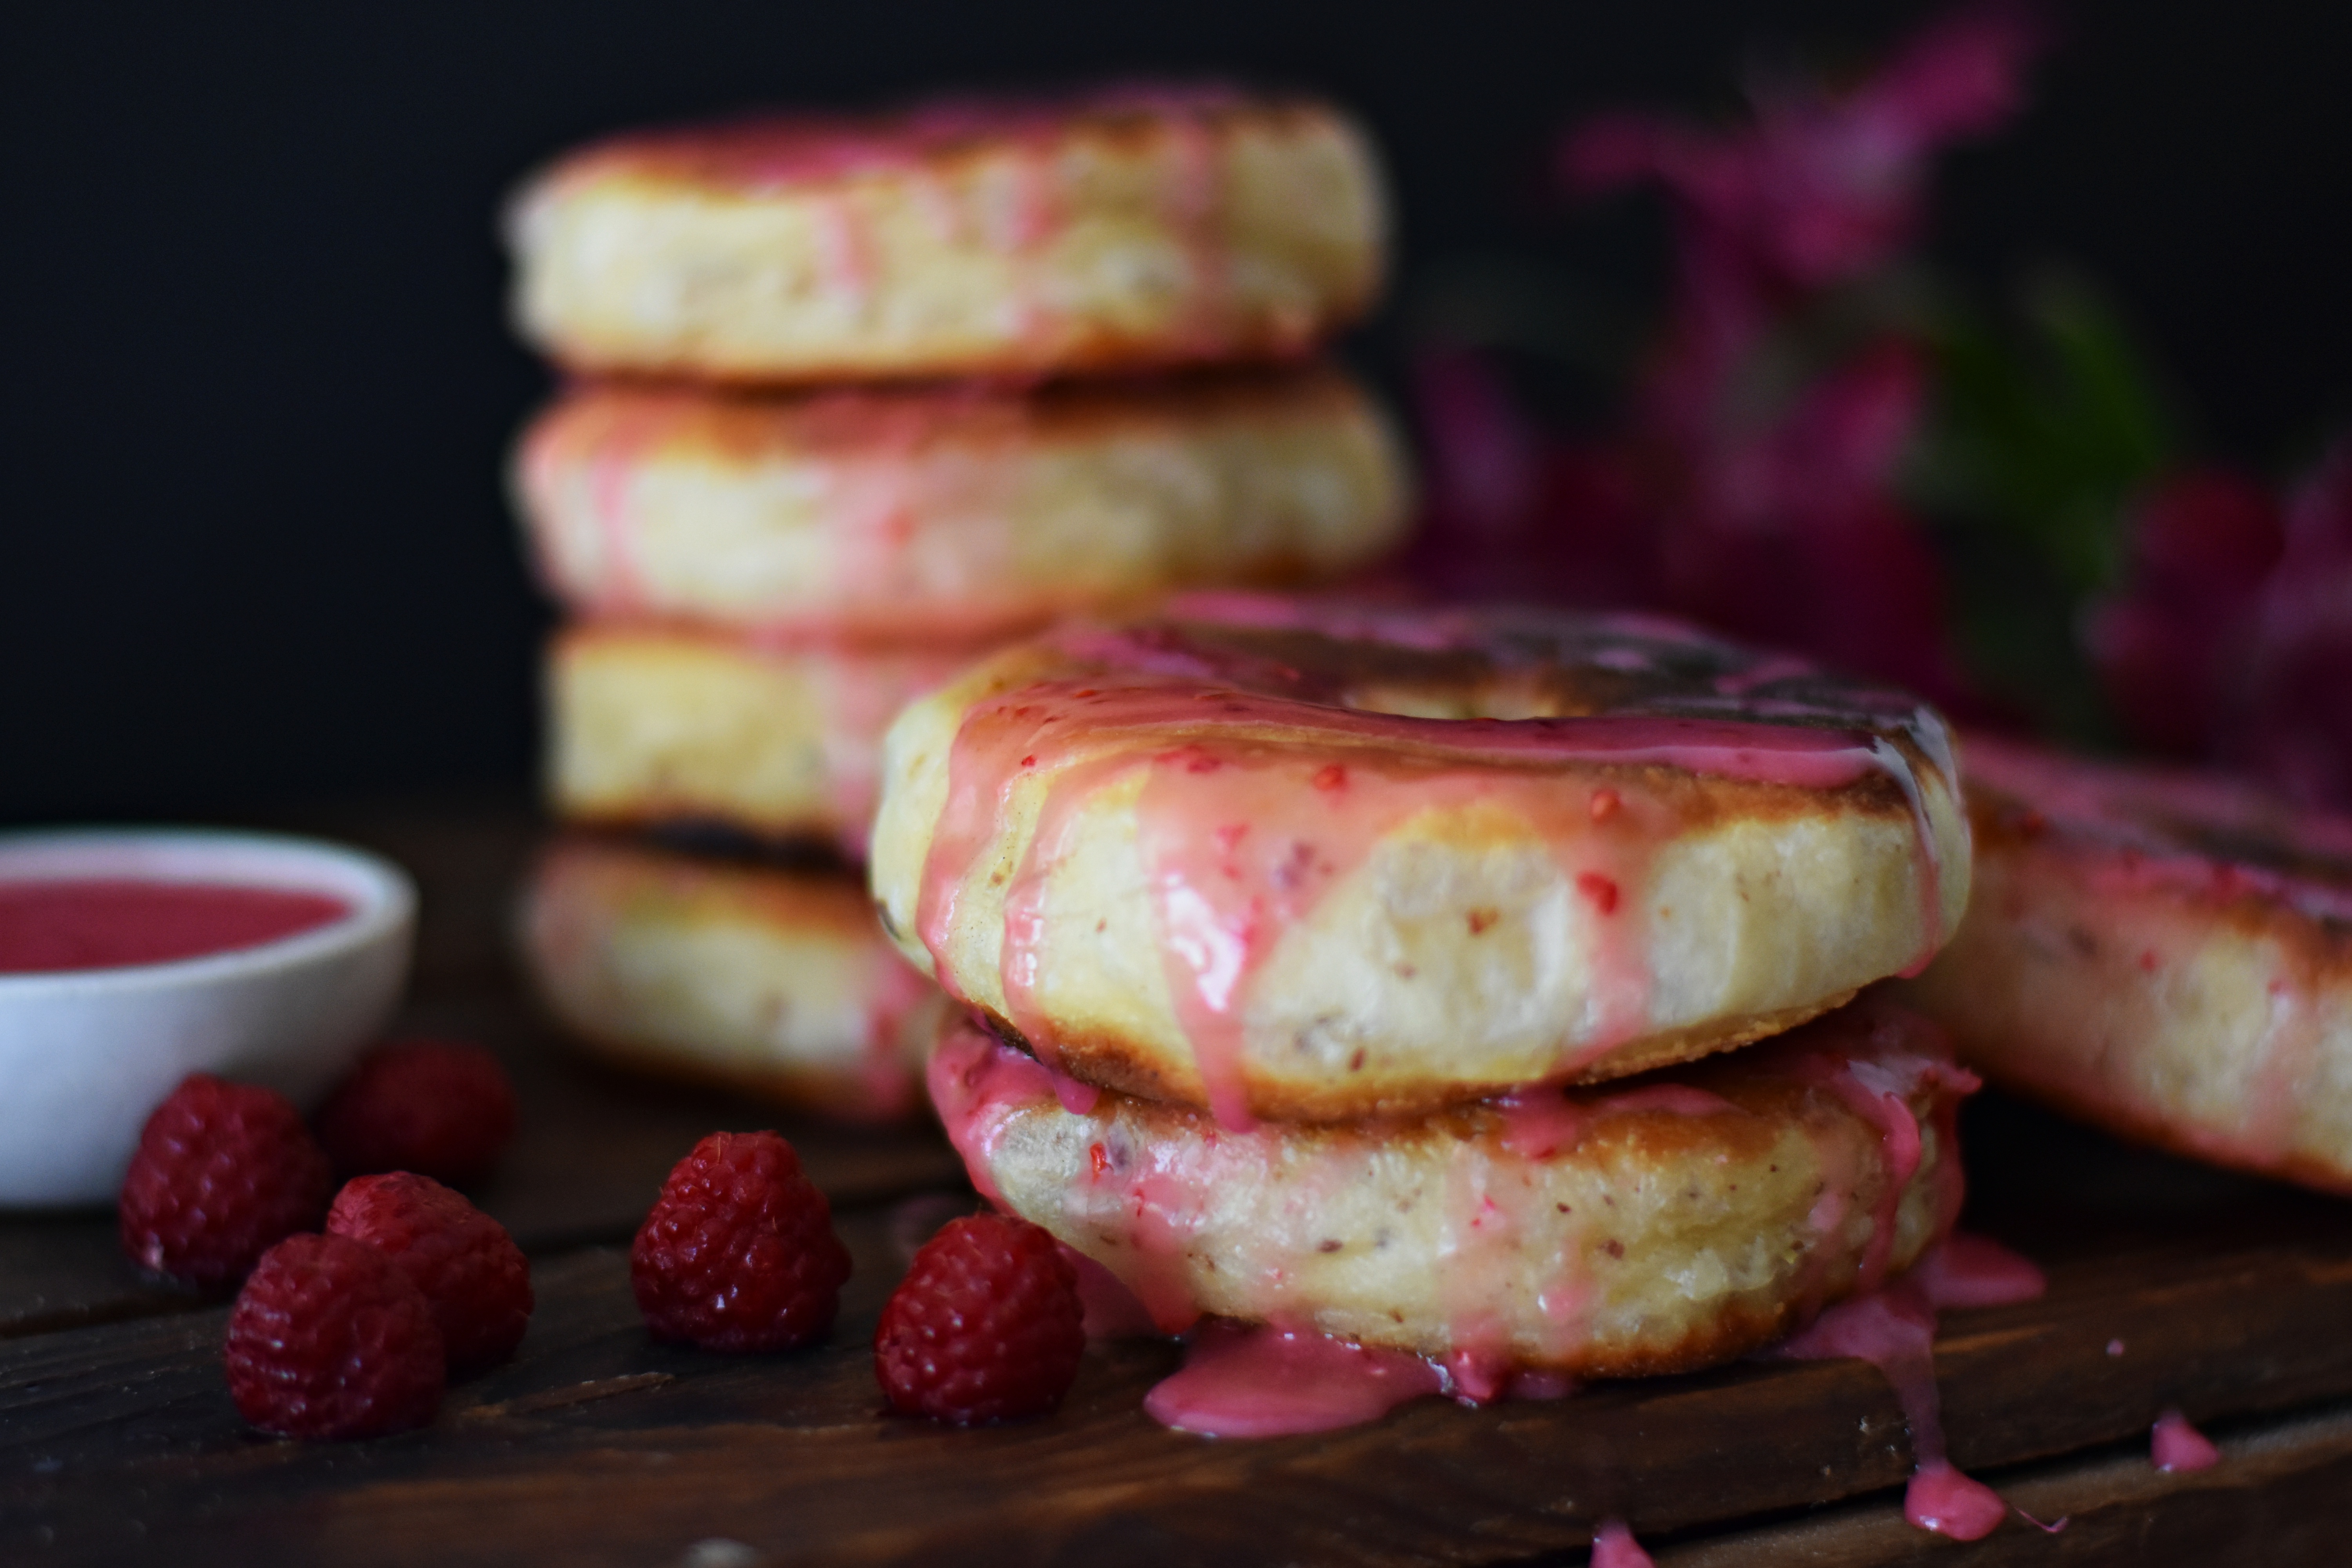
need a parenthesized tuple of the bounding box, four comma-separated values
(631, 1131, 851, 1353)
(875, 1213, 1085, 1425)
(315, 1039, 517, 1187)
(327, 1173, 533, 1375)
(118, 1074, 333, 1291)
(225, 1232, 445, 1440)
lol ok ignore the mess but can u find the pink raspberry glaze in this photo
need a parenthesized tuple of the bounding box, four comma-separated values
(1058, 1244, 1159, 1338)
(545, 86, 1254, 195)
(930, 1001, 1981, 1425)
(926, 1000, 2032, 1539)
(2151, 1407, 2220, 1472)
(1590, 1519, 1655, 1568)
(0, 880, 348, 974)
(1964, 730, 2352, 926)
(1787, 1023, 1979, 1293)
(1443, 1076, 1751, 1382)
(929, 1020, 1204, 1331)
(529, 88, 1295, 370)
(1142, 1319, 1448, 1437)
(1913, 1232, 2046, 1309)
(1960, 730, 2352, 1176)
(926, 1020, 1056, 1212)
(916, 604, 1959, 1129)
(1777, 1282, 2001, 1538)
(1775, 1241, 2047, 1544)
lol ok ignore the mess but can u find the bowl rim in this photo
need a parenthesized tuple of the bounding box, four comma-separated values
(0, 827, 417, 998)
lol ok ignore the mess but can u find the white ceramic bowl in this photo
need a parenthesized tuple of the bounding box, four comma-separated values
(0, 828, 415, 1207)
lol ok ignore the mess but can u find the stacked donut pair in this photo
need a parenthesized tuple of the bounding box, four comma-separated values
(871, 597, 1981, 1392)
(502, 90, 1411, 1119)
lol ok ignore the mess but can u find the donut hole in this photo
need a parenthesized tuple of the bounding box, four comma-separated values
(1338, 677, 1581, 723)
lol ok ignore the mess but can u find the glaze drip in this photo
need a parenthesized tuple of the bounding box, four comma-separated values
(1776, 1234, 2043, 1541)
(1777, 1280, 2005, 1539)
(1142, 1320, 1448, 1437)
(927, 1004, 1984, 1432)
(2151, 1407, 2219, 1472)
(914, 604, 1960, 1127)
(1589, 1519, 1655, 1568)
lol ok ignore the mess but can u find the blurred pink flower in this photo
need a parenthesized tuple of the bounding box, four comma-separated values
(1414, 8, 2035, 708)
(2085, 448, 2352, 810)
(2232, 445, 2352, 807)
(1405, 349, 1657, 609)
(2083, 469, 2283, 756)
(1562, 8, 2038, 296)
(1656, 341, 1969, 703)
(1564, 5, 2041, 459)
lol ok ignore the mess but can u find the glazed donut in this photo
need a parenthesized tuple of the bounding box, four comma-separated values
(506, 88, 1385, 383)
(514, 365, 1410, 642)
(546, 624, 973, 853)
(521, 836, 938, 1123)
(1897, 733, 2352, 1194)
(930, 1000, 1972, 1376)
(871, 599, 1971, 1125)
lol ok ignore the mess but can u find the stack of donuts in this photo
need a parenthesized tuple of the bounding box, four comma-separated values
(501, 89, 1411, 1121)
(871, 598, 1982, 1404)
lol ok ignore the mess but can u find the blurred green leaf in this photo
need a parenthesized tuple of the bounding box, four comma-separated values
(1908, 269, 2177, 740)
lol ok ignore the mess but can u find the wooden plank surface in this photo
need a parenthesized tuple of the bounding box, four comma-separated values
(3, 805, 2348, 1564)
(5, 1208, 2350, 1567)
(0, 985, 962, 1340)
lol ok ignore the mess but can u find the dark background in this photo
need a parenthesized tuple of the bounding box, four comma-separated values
(5, 0, 2348, 825)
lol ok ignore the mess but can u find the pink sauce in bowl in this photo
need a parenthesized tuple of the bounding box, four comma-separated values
(0, 880, 351, 975)
(0, 830, 414, 1207)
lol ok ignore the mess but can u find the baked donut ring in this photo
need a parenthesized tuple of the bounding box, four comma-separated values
(506, 89, 1385, 383)
(1898, 733, 2352, 1194)
(872, 600, 1970, 1124)
(930, 1000, 1972, 1376)
(546, 624, 973, 854)
(514, 366, 1410, 642)
(521, 836, 938, 1123)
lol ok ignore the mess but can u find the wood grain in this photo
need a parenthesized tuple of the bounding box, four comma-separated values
(6, 805, 2348, 1564)
(0, 988, 960, 1341)
(1658, 1402, 2352, 1565)
(0, 802, 956, 1339)
(5, 1185, 2351, 1567)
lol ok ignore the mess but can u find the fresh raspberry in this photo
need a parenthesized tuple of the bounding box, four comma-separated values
(631, 1131, 850, 1352)
(225, 1232, 444, 1439)
(119, 1074, 333, 1290)
(875, 1213, 1085, 1424)
(326, 1172, 533, 1375)
(314, 1039, 517, 1187)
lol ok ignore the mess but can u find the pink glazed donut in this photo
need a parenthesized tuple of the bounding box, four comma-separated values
(512, 365, 1409, 643)
(521, 835, 939, 1124)
(871, 598, 1971, 1125)
(1900, 731, 2352, 1195)
(929, 998, 1973, 1377)
(506, 88, 1387, 384)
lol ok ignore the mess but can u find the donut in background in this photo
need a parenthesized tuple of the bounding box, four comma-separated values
(506, 89, 1387, 384)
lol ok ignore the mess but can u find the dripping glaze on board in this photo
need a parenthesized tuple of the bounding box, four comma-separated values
(927, 1009, 2068, 1546)
(929, 1011, 2010, 1447)
(1776, 1233, 2048, 1541)
(2151, 1408, 2220, 1472)
(913, 608, 1960, 1129)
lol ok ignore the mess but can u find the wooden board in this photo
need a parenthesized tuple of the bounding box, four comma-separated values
(0, 986, 962, 1340)
(3, 806, 2348, 1564)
